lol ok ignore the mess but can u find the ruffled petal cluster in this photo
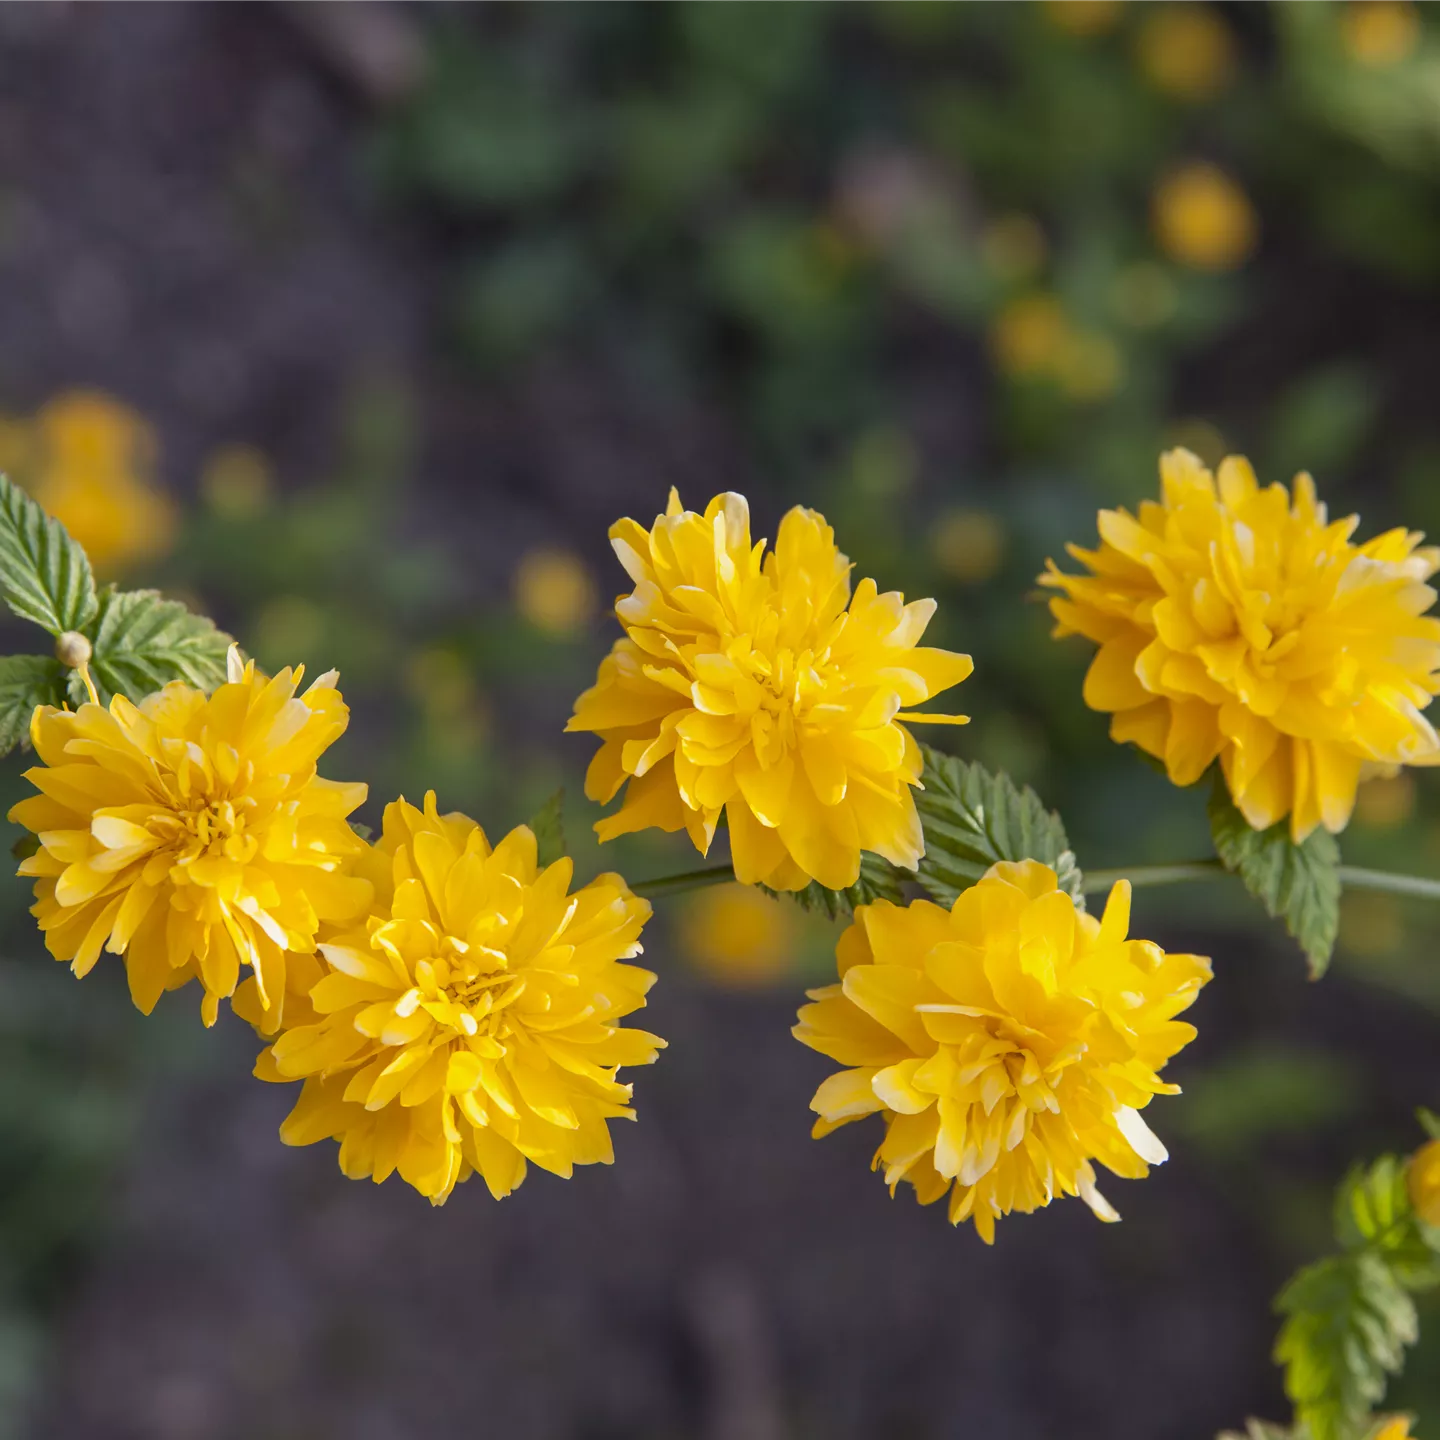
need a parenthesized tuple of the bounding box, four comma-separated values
(568, 490, 973, 891)
(1042, 448, 1440, 840)
(259, 792, 663, 1204)
(10, 648, 369, 1028)
(794, 860, 1210, 1242)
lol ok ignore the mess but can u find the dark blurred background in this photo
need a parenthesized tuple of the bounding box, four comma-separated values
(0, 3, 1439, 1436)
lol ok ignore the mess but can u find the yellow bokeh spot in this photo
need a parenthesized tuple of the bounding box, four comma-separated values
(1136, 4, 1237, 102)
(201, 443, 273, 520)
(24, 390, 177, 576)
(1056, 330, 1124, 402)
(679, 883, 796, 988)
(992, 294, 1068, 377)
(1355, 771, 1416, 829)
(1163, 418, 1228, 469)
(1153, 163, 1258, 272)
(980, 214, 1048, 283)
(514, 547, 597, 638)
(1341, 1, 1420, 67)
(1111, 262, 1179, 329)
(1042, 0, 1123, 37)
(932, 508, 1006, 585)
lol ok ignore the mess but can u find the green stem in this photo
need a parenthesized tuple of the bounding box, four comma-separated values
(630, 864, 736, 900)
(1084, 858, 1440, 903)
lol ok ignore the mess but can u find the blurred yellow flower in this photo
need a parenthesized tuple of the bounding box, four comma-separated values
(1342, 1, 1420, 67)
(200, 442, 274, 520)
(1371, 1420, 1417, 1440)
(992, 294, 1068, 377)
(1042, 449, 1440, 840)
(932, 509, 1006, 586)
(28, 391, 178, 575)
(1042, 0, 1123, 37)
(1410, 1139, 1440, 1226)
(258, 792, 663, 1204)
(1355, 771, 1416, 828)
(1136, 5, 1237, 103)
(680, 882, 797, 988)
(1153, 163, 1258, 272)
(10, 649, 370, 1029)
(568, 491, 973, 892)
(794, 860, 1210, 1243)
(514, 547, 598, 638)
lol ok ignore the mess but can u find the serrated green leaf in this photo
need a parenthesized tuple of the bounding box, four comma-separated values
(913, 744, 1085, 910)
(1276, 1250, 1417, 1440)
(765, 849, 909, 921)
(0, 473, 98, 635)
(529, 789, 566, 869)
(0, 654, 66, 757)
(1334, 1156, 1439, 1286)
(1208, 773, 1340, 977)
(79, 588, 233, 705)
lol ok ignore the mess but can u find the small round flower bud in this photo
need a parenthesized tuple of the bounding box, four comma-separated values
(55, 631, 93, 670)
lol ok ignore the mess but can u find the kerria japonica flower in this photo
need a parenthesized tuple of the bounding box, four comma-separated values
(1042, 449, 1440, 840)
(9, 648, 369, 1028)
(794, 859, 1210, 1243)
(567, 490, 973, 892)
(258, 793, 663, 1205)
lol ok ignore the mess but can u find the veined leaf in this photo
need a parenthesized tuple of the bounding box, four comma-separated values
(1276, 1250, 1416, 1440)
(75, 588, 233, 706)
(0, 654, 66, 757)
(768, 849, 908, 921)
(1334, 1156, 1440, 1287)
(529, 789, 566, 869)
(1208, 774, 1340, 977)
(0, 473, 97, 635)
(914, 744, 1084, 910)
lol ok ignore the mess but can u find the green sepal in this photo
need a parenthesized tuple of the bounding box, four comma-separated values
(529, 789, 566, 869)
(1207, 772, 1340, 977)
(0, 473, 97, 636)
(0, 654, 67, 758)
(913, 743, 1084, 910)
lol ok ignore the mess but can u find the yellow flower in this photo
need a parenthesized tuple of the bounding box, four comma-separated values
(794, 860, 1210, 1242)
(29, 391, 178, 575)
(258, 793, 663, 1205)
(567, 491, 973, 892)
(1136, 4, 1237, 103)
(680, 882, 797, 988)
(1342, 2, 1420, 67)
(514, 547, 598, 638)
(1410, 1138, 1440, 1227)
(1042, 0, 1123, 38)
(1153, 163, 1257, 272)
(1041, 449, 1440, 840)
(10, 649, 369, 1028)
(1372, 1418, 1417, 1440)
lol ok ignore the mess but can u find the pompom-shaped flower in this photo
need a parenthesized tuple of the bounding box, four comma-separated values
(259, 793, 663, 1205)
(794, 860, 1210, 1242)
(10, 649, 369, 1028)
(568, 490, 973, 891)
(1042, 449, 1440, 840)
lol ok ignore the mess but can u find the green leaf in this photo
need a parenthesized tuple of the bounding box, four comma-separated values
(767, 849, 909, 922)
(1275, 1250, 1416, 1440)
(0, 473, 97, 635)
(0, 654, 66, 757)
(529, 789, 566, 869)
(1208, 774, 1340, 977)
(1417, 1108, 1440, 1142)
(914, 744, 1085, 910)
(78, 589, 233, 706)
(1334, 1156, 1439, 1286)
